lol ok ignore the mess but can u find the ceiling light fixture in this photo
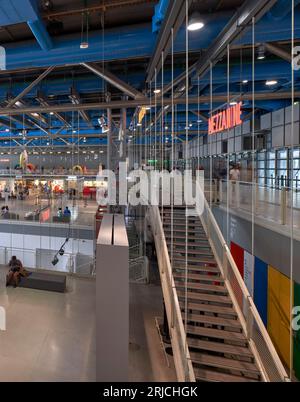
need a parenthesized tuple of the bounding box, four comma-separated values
(257, 44, 266, 60)
(80, 11, 89, 49)
(242, 80, 248, 84)
(153, 89, 161, 94)
(266, 80, 278, 86)
(187, 12, 205, 31)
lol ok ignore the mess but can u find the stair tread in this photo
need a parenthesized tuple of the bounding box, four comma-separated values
(173, 272, 224, 282)
(173, 255, 216, 264)
(183, 313, 242, 328)
(194, 367, 259, 382)
(175, 281, 227, 294)
(163, 222, 203, 227)
(186, 325, 246, 341)
(188, 338, 253, 357)
(165, 234, 210, 246)
(180, 301, 237, 316)
(170, 248, 214, 256)
(190, 352, 260, 374)
(173, 265, 219, 273)
(167, 240, 210, 247)
(177, 290, 231, 305)
(164, 228, 206, 234)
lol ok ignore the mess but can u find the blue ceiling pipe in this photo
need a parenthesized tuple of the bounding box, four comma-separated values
(152, 0, 170, 33)
(1, 9, 299, 71)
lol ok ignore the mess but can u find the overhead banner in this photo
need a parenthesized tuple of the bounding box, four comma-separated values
(208, 102, 242, 135)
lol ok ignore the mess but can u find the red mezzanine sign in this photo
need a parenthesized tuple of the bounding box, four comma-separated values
(208, 102, 242, 135)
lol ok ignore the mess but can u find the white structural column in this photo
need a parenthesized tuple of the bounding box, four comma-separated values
(96, 214, 129, 382)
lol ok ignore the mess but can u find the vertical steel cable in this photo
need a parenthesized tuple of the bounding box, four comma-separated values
(251, 17, 256, 299)
(161, 51, 164, 220)
(171, 28, 174, 278)
(197, 76, 200, 171)
(290, 0, 295, 380)
(210, 63, 213, 208)
(150, 80, 152, 163)
(155, 68, 157, 170)
(226, 45, 230, 244)
(184, 0, 189, 379)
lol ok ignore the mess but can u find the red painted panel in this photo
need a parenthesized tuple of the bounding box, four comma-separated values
(230, 242, 244, 279)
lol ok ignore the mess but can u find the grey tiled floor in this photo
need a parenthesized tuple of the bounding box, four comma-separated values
(0, 266, 175, 382)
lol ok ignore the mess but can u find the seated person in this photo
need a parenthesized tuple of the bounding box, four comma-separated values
(6, 256, 29, 287)
(63, 206, 71, 217)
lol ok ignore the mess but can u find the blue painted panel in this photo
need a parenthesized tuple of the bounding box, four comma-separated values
(254, 257, 268, 327)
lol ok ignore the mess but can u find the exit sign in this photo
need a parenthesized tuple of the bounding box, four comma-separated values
(208, 102, 242, 135)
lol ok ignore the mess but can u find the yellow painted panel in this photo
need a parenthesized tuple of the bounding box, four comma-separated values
(268, 266, 291, 368)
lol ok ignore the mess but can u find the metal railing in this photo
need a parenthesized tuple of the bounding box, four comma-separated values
(149, 205, 195, 382)
(217, 180, 300, 228)
(198, 190, 289, 382)
(0, 245, 94, 276)
(129, 256, 149, 283)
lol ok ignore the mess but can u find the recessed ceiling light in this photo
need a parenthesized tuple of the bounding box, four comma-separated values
(187, 12, 205, 31)
(266, 80, 278, 86)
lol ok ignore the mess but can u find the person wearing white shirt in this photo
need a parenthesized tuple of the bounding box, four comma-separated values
(229, 164, 240, 205)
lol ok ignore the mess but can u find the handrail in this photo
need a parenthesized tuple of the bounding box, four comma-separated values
(149, 205, 195, 382)
(197, 184, 289, 382)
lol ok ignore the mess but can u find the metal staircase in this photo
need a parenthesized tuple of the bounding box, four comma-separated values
(162, 206, 261, 382)
(148, 198, 289, 382)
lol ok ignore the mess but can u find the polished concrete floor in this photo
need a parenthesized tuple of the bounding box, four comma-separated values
(0, 267, 96, 382)
(0, 196, 97, 227)
(0, 266, 174, 382)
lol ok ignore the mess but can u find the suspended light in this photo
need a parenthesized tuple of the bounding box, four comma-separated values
(266, 80, 278, 86)
(153, 89, 161, 94)
(257, 45, 266, 60)
(242, 80, 248, 84)
(80, 11, 89, 49)
(187, 12, 205, 31)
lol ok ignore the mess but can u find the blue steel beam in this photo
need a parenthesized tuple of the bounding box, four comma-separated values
(2, 8, 299, 71)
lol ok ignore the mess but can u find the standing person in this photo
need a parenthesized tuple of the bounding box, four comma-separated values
(64, 206, 71, 218)
(229, 164, 241, 205)
(4, 188, 9, 205)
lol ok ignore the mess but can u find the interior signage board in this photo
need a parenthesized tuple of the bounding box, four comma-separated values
(208, 102, 242, 135)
